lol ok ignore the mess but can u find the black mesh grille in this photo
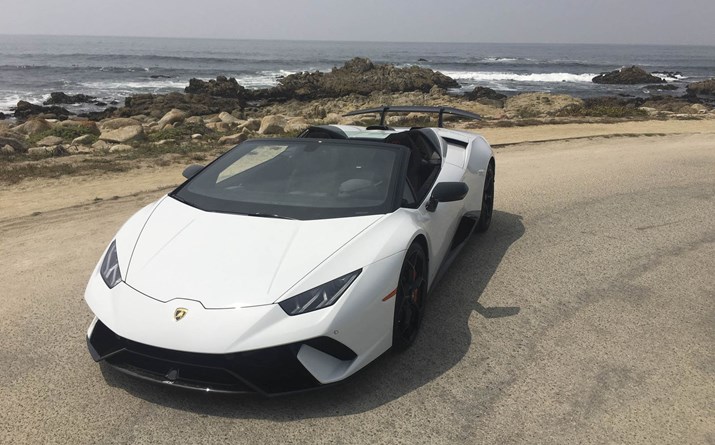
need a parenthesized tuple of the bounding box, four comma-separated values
(89, 319, 356, 395)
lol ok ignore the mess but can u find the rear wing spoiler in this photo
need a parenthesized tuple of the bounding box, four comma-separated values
(343, 106, 481, 128)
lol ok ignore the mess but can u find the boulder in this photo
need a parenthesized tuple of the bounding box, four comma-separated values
(0, 112, 6, 120)
(14, 100, 71, 120)
(185, 116, 203, 124)
(72, 134, 95, 145)
(465, 86, 507, 101)
(251, 57, 460, 102)
(120, 92, 244, 119)
(592, 66, 665, 84)
(1, 144, 15, 154)
(184, 76, 247, 99)
(284, 117, 310, 133)
(205, 122, 231, 132)
(686, 78, 715, 96)
(12, 118, 51, 136)
(57, 119, 100, 134)
(92, 140, 111, 151)
(43, 92, 95, 105)
(218, 111, 242, 124)
(99, 125, 145, 143)
(191, 133, 203, 140)
(28, 146, 52, 157)
(0, 136, 27, 153)
(239, 118, 262, 132)
(109, 144, 134, 153)
(218, 132, 248, 145)
(157, 108, 187, 129)
(77, 107, 117, 121)
(28, 145, 66, 157)
(99, 117, 142, 131)
(258, 115, 287, 135)
(37, 135, 64, 146)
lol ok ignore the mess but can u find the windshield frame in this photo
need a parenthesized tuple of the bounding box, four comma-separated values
(170, 138, 410, 220)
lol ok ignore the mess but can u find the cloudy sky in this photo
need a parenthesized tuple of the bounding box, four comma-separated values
(1, 0, 713, 45)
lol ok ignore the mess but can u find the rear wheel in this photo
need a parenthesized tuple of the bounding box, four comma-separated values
(475, 162, 495, 233)
(392, 243, 428, 351)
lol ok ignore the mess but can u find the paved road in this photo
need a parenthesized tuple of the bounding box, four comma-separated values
(1, 134, 713, 444)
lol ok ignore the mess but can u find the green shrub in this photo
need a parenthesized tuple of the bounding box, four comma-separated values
(28, 125, 98, 145)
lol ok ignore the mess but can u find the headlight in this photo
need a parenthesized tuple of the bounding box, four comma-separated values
(100, 240, 122, 289)
(279, 269, 361, 316)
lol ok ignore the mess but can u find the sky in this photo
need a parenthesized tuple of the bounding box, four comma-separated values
(1, 0, 714, 46)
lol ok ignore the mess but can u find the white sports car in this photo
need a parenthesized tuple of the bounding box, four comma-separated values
(85, 106, 495, 395)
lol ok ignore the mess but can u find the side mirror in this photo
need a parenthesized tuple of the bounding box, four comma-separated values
(182, 164, 204, 179)
(425, 182, 468, 212)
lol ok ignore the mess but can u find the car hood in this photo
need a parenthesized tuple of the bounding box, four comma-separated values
(124, 197, 383, 308)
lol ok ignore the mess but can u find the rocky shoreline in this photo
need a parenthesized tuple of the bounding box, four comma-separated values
(1, 58, 713, 165)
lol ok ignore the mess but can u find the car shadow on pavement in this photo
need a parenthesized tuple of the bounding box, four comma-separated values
(100, 210, 525, 418)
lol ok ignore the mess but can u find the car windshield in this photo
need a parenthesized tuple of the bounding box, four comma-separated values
(172, 139, 406, 220)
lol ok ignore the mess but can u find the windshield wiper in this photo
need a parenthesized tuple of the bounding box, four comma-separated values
(244, 212, 297, 220)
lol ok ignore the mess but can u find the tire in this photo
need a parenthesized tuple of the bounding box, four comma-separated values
(392, 243, 428, 352)
(475, 162, 495, 233)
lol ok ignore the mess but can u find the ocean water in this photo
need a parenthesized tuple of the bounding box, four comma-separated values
(1, 35, 714, 114)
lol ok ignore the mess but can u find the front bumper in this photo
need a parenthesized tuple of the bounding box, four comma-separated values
(88, 318, 357, 395)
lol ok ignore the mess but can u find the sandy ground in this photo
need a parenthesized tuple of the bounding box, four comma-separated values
(0, 123, 713, 444)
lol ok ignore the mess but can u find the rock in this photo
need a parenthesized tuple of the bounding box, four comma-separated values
(28, 146, 52, 157)
(465, 86, 507, 101)
(77, 107, 117, 121)
(464, 86, 507, 107)
(689, 103, 709, 114)
(157, 108, 187, 129)
(119, 92, 244, 119)
(218, 132, 248, 145)
(429, 85, 446, 96)
(92, 140, 111, 151)
(27, 145, 65, 156)
(56, 120, 100, 135)
(12, 118, 52, 136)
(14, 100, 72, 120)
(99, 125, 145, 143)
(218, 111, 242, 124)
(686, 78, 715, 96)
(644, 84, 678, 91)
(592, 66, 665, 84)
(0, 112, 6, 120)
(191, 133, 203, 140)
(185, 116, 203, 124)
(239, 118, 262, 132)
(150, 74, 171, 79)
(205, 122, 231, 132)
(109, 144, 134, 153)
(72, 134, 95, 145)
(418, 58, 429, 62)
(37, 135, 64, 146)
(1, 144, 14, 154)
(185, 76, 247, 99)
(284, 117, 310, 133)
(0, 136, 27, 153)
(99, 117, 142, 131)
(252, 57, 460, 102)
(259, 115, 287, 134)
(43, 92, 95, 105)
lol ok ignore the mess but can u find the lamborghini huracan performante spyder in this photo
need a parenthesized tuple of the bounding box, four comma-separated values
(85, 106, 495, 395)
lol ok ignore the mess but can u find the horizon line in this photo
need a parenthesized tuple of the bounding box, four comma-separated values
(0, 32, 713, 48)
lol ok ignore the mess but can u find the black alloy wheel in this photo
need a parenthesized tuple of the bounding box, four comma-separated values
(392, 243, 428, 351)
(476, 162, 495, 233)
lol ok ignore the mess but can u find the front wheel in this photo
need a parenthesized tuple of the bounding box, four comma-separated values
(475, 162, 495, 233)
(392, 243, 428, 352)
